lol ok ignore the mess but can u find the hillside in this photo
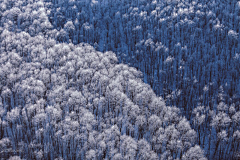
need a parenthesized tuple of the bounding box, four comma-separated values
(0, 0, 240, 159)
(0, 0, 206, 159)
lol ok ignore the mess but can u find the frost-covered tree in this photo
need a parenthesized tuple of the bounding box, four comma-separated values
(1, 0, 239, 159)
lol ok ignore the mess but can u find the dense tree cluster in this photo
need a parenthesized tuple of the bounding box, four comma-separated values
(44, 0, 240, 112)
(0, 0, 239, 159)
(0, 0, 208, 159)
(37, 0, 240, 159)
(0, 21, 205, 160)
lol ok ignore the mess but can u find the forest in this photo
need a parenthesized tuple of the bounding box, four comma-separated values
(0, 0, 239, 159)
